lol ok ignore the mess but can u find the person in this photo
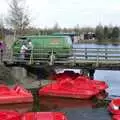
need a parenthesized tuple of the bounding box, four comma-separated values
(27, 39, 33, 60)
(20, 42, 28, 60)
(28, 39, 33, 50)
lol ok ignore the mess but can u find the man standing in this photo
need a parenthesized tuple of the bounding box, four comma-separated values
(27, 39, 33, 58)
(26, 39, 34, 64)
(20, 42, 28, 60)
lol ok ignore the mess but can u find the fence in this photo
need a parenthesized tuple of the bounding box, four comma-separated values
(2, 48, 120, 66)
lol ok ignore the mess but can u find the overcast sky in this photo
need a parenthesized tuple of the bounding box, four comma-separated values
(1, 0, 120, 28)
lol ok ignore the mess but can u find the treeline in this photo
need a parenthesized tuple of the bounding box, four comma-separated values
(0, 24, 120, 42)
(95, 25, 120, 42)
(24, 24, 120, 42)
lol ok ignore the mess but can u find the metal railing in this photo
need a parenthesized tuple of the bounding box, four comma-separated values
(3, 48, 72, 65)
(2, 48, 120, 65)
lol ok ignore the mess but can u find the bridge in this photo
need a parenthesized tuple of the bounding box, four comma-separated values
(2, 47, 120, 70)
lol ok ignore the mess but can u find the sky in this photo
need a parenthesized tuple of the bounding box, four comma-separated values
(1, 0, 120, 28)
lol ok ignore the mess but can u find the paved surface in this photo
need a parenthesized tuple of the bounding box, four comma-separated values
(19, 77, 53, 89)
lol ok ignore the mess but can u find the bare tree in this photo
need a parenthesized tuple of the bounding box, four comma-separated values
(0, 16, 5, 39)
(7, 0, 30, 35)
(53, 22, 60, 32)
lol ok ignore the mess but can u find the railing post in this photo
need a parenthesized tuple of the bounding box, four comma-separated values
(29, 49, 33, 65)
(12, 49, 14, 62)
(96, 48, 99, 66)
(73, 52, 76, 65)
(0, 49, 2, 63)
(85, 48, 87, 60)
(88, 69, 95, 80)
(49, 49, 55, 66)
(105, 48, 108, 59)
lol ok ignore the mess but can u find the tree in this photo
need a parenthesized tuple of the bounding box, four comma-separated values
(0, 17, 5, 39)
(7, 0, 30, 35)
(74, 24, 80, 35)
(95, 24, 104, 41)
(111, 27, 120, 40)
(103, 26, 109, 39)
(53, 22, 60, 32)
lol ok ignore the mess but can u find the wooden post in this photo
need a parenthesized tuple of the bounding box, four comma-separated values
(80, 69, 89, 76)
(88, 69, 95, 80)
(85, 48, 87, 60)
(96, 48, 99, 67)
(105, 48, 107, 59)
(31, 88, 40, 112)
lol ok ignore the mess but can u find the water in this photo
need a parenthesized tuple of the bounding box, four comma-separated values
(73, 43, 120, 48)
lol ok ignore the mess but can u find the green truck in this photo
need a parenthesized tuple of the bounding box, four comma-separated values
(12, 35, 73, 62)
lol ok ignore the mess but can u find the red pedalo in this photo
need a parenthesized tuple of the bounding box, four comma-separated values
(0, 111, 20, 120)
(0, 84, 33, 104)
(0, 111, 67, 120)
(108, 98, 120, 115)
(39, 79, 100, 99)
(39, 71, 108, 99)
(74, 76, 108, 92)
(21, 112, 67, 120)
(52, 71, 108, 93)
(112, 115, 120, 120)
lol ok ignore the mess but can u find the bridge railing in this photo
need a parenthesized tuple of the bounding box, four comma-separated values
(2, 48, 72, 65)
(73, 48, 120, 59)
(2, 48, 120, 65)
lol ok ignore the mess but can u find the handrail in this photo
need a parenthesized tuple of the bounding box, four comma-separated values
(2, 47, 120, 65)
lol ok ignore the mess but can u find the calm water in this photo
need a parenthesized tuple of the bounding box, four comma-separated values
(73, 43, 120, 48)
(39, 96, 111, 120)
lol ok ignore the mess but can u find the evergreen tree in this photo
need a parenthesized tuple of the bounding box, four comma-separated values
(95, 25, 104, 41)
(111, 27, 120, 40)
(104, 26, 109, 39)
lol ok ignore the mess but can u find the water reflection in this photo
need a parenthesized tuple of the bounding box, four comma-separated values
(0, 103, 33, 113)
(0, 95, 110, 120)
(64, 108, 111, 120)
(39, 96, 110, 120)
(39, 96, 95, 110)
